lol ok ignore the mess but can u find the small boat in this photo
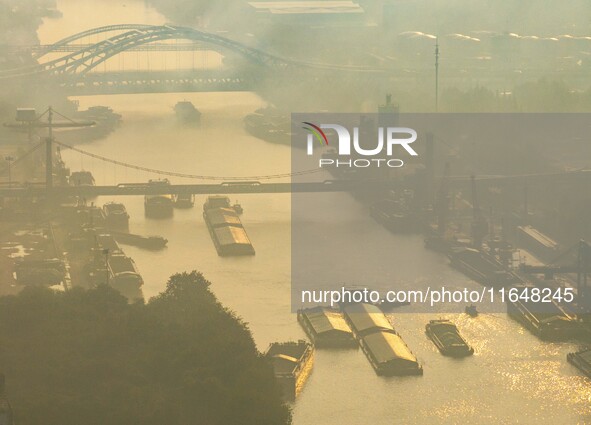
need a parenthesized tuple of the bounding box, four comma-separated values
(266, 341, 314, 401)
(103, 202, 129, 230)
(465, 304, 479, 317)
(174, 193, 195, 208)
(174, 100, 201, 124)
(232, 202, 243, 215)
(425, 319, 474, 357)
(567, 348, 591, 378)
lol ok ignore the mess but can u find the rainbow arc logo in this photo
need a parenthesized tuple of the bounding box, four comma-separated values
(302, 122, 329, 154)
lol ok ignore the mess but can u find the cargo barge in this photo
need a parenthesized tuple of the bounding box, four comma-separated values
(173, 193, 195, 208)
(342, 303, 422, 376)
(567, 348, 591, 378)
(203, 196, 255, 256)
(110, 231, 168, 250)
(425, 319, 474, 357)
(266, 341, 314, 401)
(369, 198, 421, 234)
(297, 307, 357, 348)
(95, 233, 121, 253)
(174, 100, 201, 124)
(506, 288, 582, 340)
(144, 179, 174, 218)
(449, 247, 520, 287)
(244, 107, 292, 145)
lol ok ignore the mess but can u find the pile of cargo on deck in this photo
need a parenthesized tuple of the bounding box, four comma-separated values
(297, 307, 356, 348)
(342, 303, 422, 376)
(266, 341, 314, 401)
(203, 196, 255, 256)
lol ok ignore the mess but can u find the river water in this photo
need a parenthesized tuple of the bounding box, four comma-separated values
(39, 1, 591, 424)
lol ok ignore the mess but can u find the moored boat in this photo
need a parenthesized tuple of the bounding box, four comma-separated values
(425, 319, 474, 357)
(449, 247, 520, 287)
(465, 304, 479, 317)
(567, 348, 591, 378)
(106, 252, 143, 296)
(173, 193, 195, 208)
(506, 288, 583, 340)
(266, 341, 314, 401)
(103, 202, 129, 230)
(110, 231, 168, 250)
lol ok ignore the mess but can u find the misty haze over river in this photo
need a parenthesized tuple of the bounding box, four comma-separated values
(2, 0, 590, 423)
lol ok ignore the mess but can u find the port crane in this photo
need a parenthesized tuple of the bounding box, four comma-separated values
(470, 175, 488, 248)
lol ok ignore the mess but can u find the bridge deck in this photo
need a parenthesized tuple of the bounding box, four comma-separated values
(0, 181, 392, 198)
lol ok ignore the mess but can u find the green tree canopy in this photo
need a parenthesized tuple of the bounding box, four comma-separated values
(0, 271, 291, 425)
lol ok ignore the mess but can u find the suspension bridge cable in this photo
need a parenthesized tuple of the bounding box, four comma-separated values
(54, 140, 321, 181)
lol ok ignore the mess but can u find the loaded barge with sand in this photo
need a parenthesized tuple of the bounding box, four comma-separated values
(297, 307, 356, 348)
(203, 196, 255, 256)
(342, 303, 422, 376)
(266, 341, 314, 401)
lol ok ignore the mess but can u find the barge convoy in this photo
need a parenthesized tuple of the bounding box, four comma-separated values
(203, 196, 255, 256)
(343, 303, 422, 376)
(266, 341, 314, 401)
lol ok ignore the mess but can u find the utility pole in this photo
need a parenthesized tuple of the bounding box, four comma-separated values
(46, 106, 54, 192)
(4, 156, 14, 188)
(435, 38, 440, 112)
(103, 248, 110, 286)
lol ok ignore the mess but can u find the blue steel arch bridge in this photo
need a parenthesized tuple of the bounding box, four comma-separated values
(1, 24, 384, 95)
